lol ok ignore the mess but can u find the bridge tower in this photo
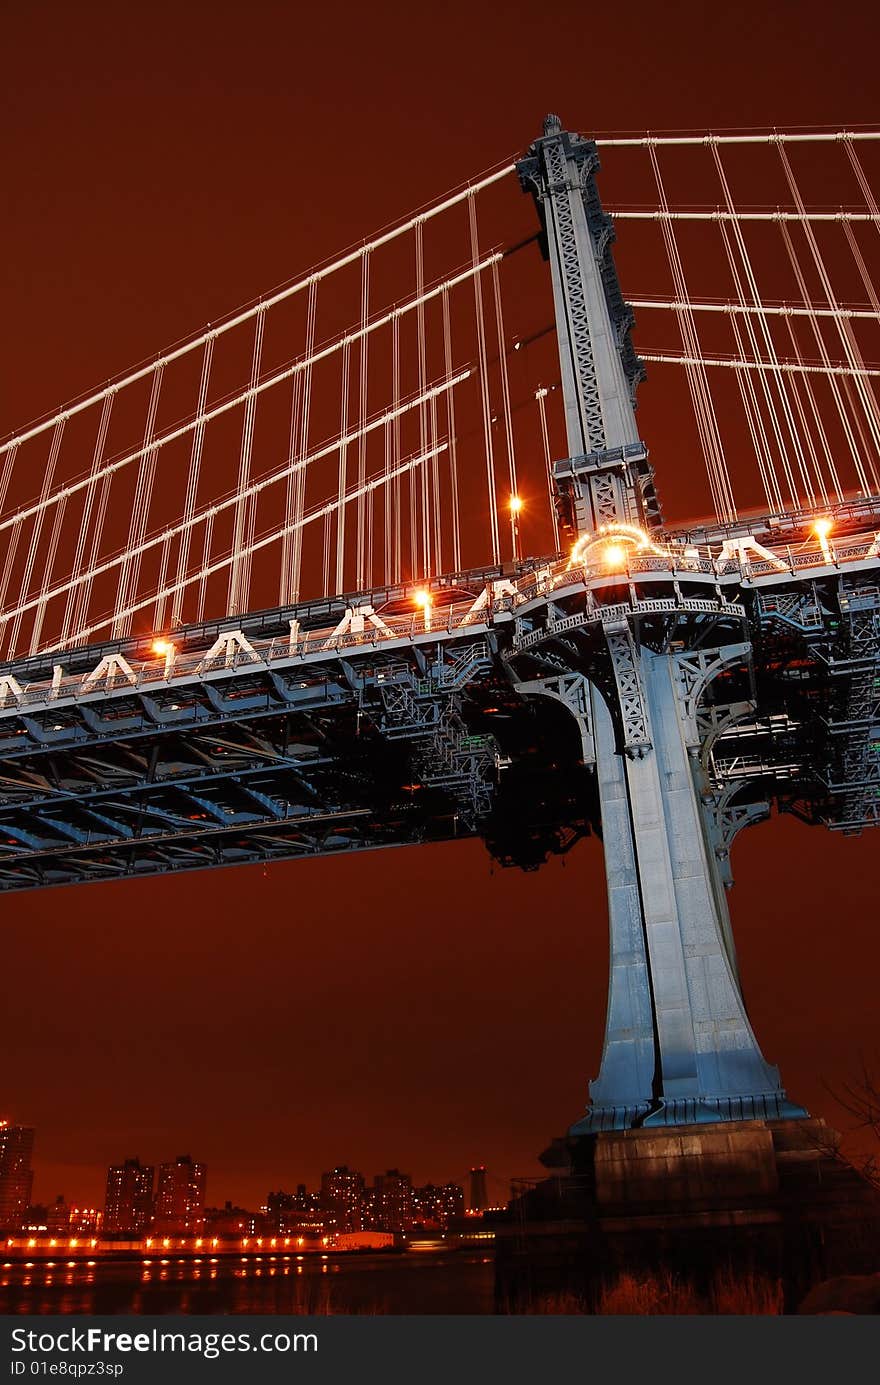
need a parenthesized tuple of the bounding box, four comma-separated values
(517, 117, 805, 1131)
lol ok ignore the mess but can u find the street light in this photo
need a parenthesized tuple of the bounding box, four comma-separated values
(509, 495, 524, 559)
(414, 589, 432, 630)
(811, 517, 833, 563)
(152, 637, 176, 678)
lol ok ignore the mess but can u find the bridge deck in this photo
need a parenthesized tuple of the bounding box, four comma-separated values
(0, 508, 875, 892)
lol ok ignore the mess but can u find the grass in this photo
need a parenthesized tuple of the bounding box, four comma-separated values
(521, 1267, 784, 1315)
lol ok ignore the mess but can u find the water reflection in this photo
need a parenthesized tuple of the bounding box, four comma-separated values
(0, 1251, 495, 1315)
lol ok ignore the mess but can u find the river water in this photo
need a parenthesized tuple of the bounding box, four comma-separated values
(0, 1250, 497, 1315)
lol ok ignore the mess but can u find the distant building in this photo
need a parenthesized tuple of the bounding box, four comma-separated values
(320, 1166, 364, 1232)
(22, 1204, 49, 1232)
(266, 1186, 323, 1234)
(412, 1181, 465, 1228)
(203, 1201, 261, 1236)
(372, 1169, 413, 1233)
(46, 1195, 70, 1234)
(153, 1155, 206, 1234)
(468, 1166, 488, 1213)
(0, 1121, 35, 1232)
(68, 1206, 103, 1234)
(104, 1158, 155, 1237)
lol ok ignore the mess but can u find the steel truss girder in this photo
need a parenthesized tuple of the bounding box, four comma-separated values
(0, 632, 507, 891)
(0, 807, 421, 892)
(601, 618, 652, 756)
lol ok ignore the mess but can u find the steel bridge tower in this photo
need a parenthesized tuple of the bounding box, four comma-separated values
(517, 116, 805, 1131)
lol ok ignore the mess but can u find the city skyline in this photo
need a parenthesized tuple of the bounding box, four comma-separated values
(0, 1114, 496, 1218)
(2, 1119, 485, 1243)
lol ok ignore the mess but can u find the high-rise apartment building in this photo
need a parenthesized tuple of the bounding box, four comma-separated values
(320, 1166, 364, 1232)
(153, 1155, 206, 1235)
(373, 1169, 414, 1233)
(104, 1157, 155, 1236)
(412, 1181, 465, 1227)
(0, 1121, 35, 1232)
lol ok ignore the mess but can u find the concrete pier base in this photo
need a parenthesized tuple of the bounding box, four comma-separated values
(494, 1119, 880, 1311)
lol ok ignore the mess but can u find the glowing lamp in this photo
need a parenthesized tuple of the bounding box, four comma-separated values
(152, 638, 173, 656)
(509, 495, 524, 515)
(603, 543, 627, 570)
(414, 589, 431, 608)
(812, 517, 834, 561)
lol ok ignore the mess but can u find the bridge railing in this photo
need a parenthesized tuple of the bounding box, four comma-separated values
(0, 532, 877, 712)
(548, 534, 876, 589)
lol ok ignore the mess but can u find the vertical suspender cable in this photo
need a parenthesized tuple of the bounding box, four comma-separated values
(776, 219, 865, 495)
(228, 307, 265, 615)
(8, 417, 66, 658)
(29, 489, 68, 654)
(197, 510, 214, 623)
(776, 143, 880, 491)
(356, 249, 370, 589)
(535, 387, 560, 552)
(441, 286, 462, 572)
(60, 392, 114, 645)
(392, 312, 402, 582)
(839, 220, 880, 492)
(73, 436, 456, 646)
(724, 297, 782, 512)
(779, 316, 832, 506)
(1, 373, 472, 640)
(648, 145, 737, 522)
(0, 519, 22, 657)
(840, 375, 878, 491)
(0, 441, 17, 654)
(291, 278, 317, 605)
(491, 260, 519, 552)
(153, 537, 172, 632)
(322, 510, 331, 599)
(280, 337, 304, 607)
(715, 219, 785, 511)
(366, 469, 375, 589)
(468, 193, 500, 565)
(415, 221, 429, 577)
(72, 459, 115, 642)
(383, 414, 392, 584)
(709, 143, 807, 508)
(114, 364, 164, 638)
(430, 390, 442, 575)
(335, 339, 351, 595)
(172, 338, 214, 626)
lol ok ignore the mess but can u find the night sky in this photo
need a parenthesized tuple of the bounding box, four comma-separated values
(1, 0, 878, 1210)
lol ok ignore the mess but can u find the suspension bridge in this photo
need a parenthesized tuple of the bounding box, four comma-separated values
(2, 116, 879, 1133)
